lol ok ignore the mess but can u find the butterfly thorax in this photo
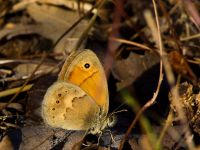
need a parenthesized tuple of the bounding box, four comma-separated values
(88, 112, 116, 135)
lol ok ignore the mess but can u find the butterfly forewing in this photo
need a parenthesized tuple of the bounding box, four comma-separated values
(58, 50, 109, 115)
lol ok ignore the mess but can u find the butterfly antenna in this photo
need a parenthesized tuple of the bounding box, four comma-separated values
(108, 103, 127, 118)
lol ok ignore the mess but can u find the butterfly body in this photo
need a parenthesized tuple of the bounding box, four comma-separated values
(42, 50, 112, 134)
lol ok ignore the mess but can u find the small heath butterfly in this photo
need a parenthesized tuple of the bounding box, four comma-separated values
(42, 50, 114, 134)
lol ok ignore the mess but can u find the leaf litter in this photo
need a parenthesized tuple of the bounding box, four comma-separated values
(0, 0, 199, 149)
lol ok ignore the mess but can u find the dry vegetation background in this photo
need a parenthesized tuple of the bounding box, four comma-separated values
(0, 0, 200, 149)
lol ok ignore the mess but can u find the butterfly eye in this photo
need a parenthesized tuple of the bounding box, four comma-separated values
(84, 63, 90, 69)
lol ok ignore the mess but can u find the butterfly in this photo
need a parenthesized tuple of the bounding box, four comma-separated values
(42, 50, 115, 134)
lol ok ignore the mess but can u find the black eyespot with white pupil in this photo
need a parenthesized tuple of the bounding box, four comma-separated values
(84, 63, 90, 69)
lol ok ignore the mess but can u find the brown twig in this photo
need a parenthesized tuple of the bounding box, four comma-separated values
(156, 0, 195, 149)
(53, 0, 102, 50)
(110, 37, 152, 51)
(74, 0, 106, 50)
(119, 0, 164, 148)
(153, 1, 195, 149)
(158, 0, 183, 52)
(0, 53, 46, 110)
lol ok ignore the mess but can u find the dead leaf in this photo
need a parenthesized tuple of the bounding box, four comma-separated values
(20, 124, 84, 150)
(26, 74, 57, 122)
(26, 3, 70, 41)
(168, 51, 197, 83)
(27, 3, 88, 55)
(12, 0, 94, 14)
(0, 24, 41, 41)
(0, 36, 41, 58)
(0, 3, 88, 55)
(169, 81, 200, 136)
(20, 125, 57, 150)
(0, 103, 23, 112)
(14, 62, 58, 79)
(112, 52, 159, 89)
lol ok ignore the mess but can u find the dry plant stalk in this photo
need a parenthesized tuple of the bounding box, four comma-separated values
(0, 84, 33, 98)
(119, 0, 164, 149)
(110, 37, 153, 51)
(53, 0, 103, 49)
(74, 0, 106, 50)
(0, 53, 46, 111)
(153, 0, 195, 149)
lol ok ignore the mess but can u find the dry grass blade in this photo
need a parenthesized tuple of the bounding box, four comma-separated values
(119, 0, 164, 148)
(156, 0, 195, 149)
(180, 33, 200, 41)
(0, 53, 46, 111)
(158, 0, 182, 51)
(73, 0, 107, 50)
(53, 0, 102, 49)
(0, 0, 198, 149)
(0, 84, 33, 98)
(110, 37, 153, 51)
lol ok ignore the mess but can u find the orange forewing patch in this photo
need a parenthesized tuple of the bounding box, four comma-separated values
(67, 64, 108, 107)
